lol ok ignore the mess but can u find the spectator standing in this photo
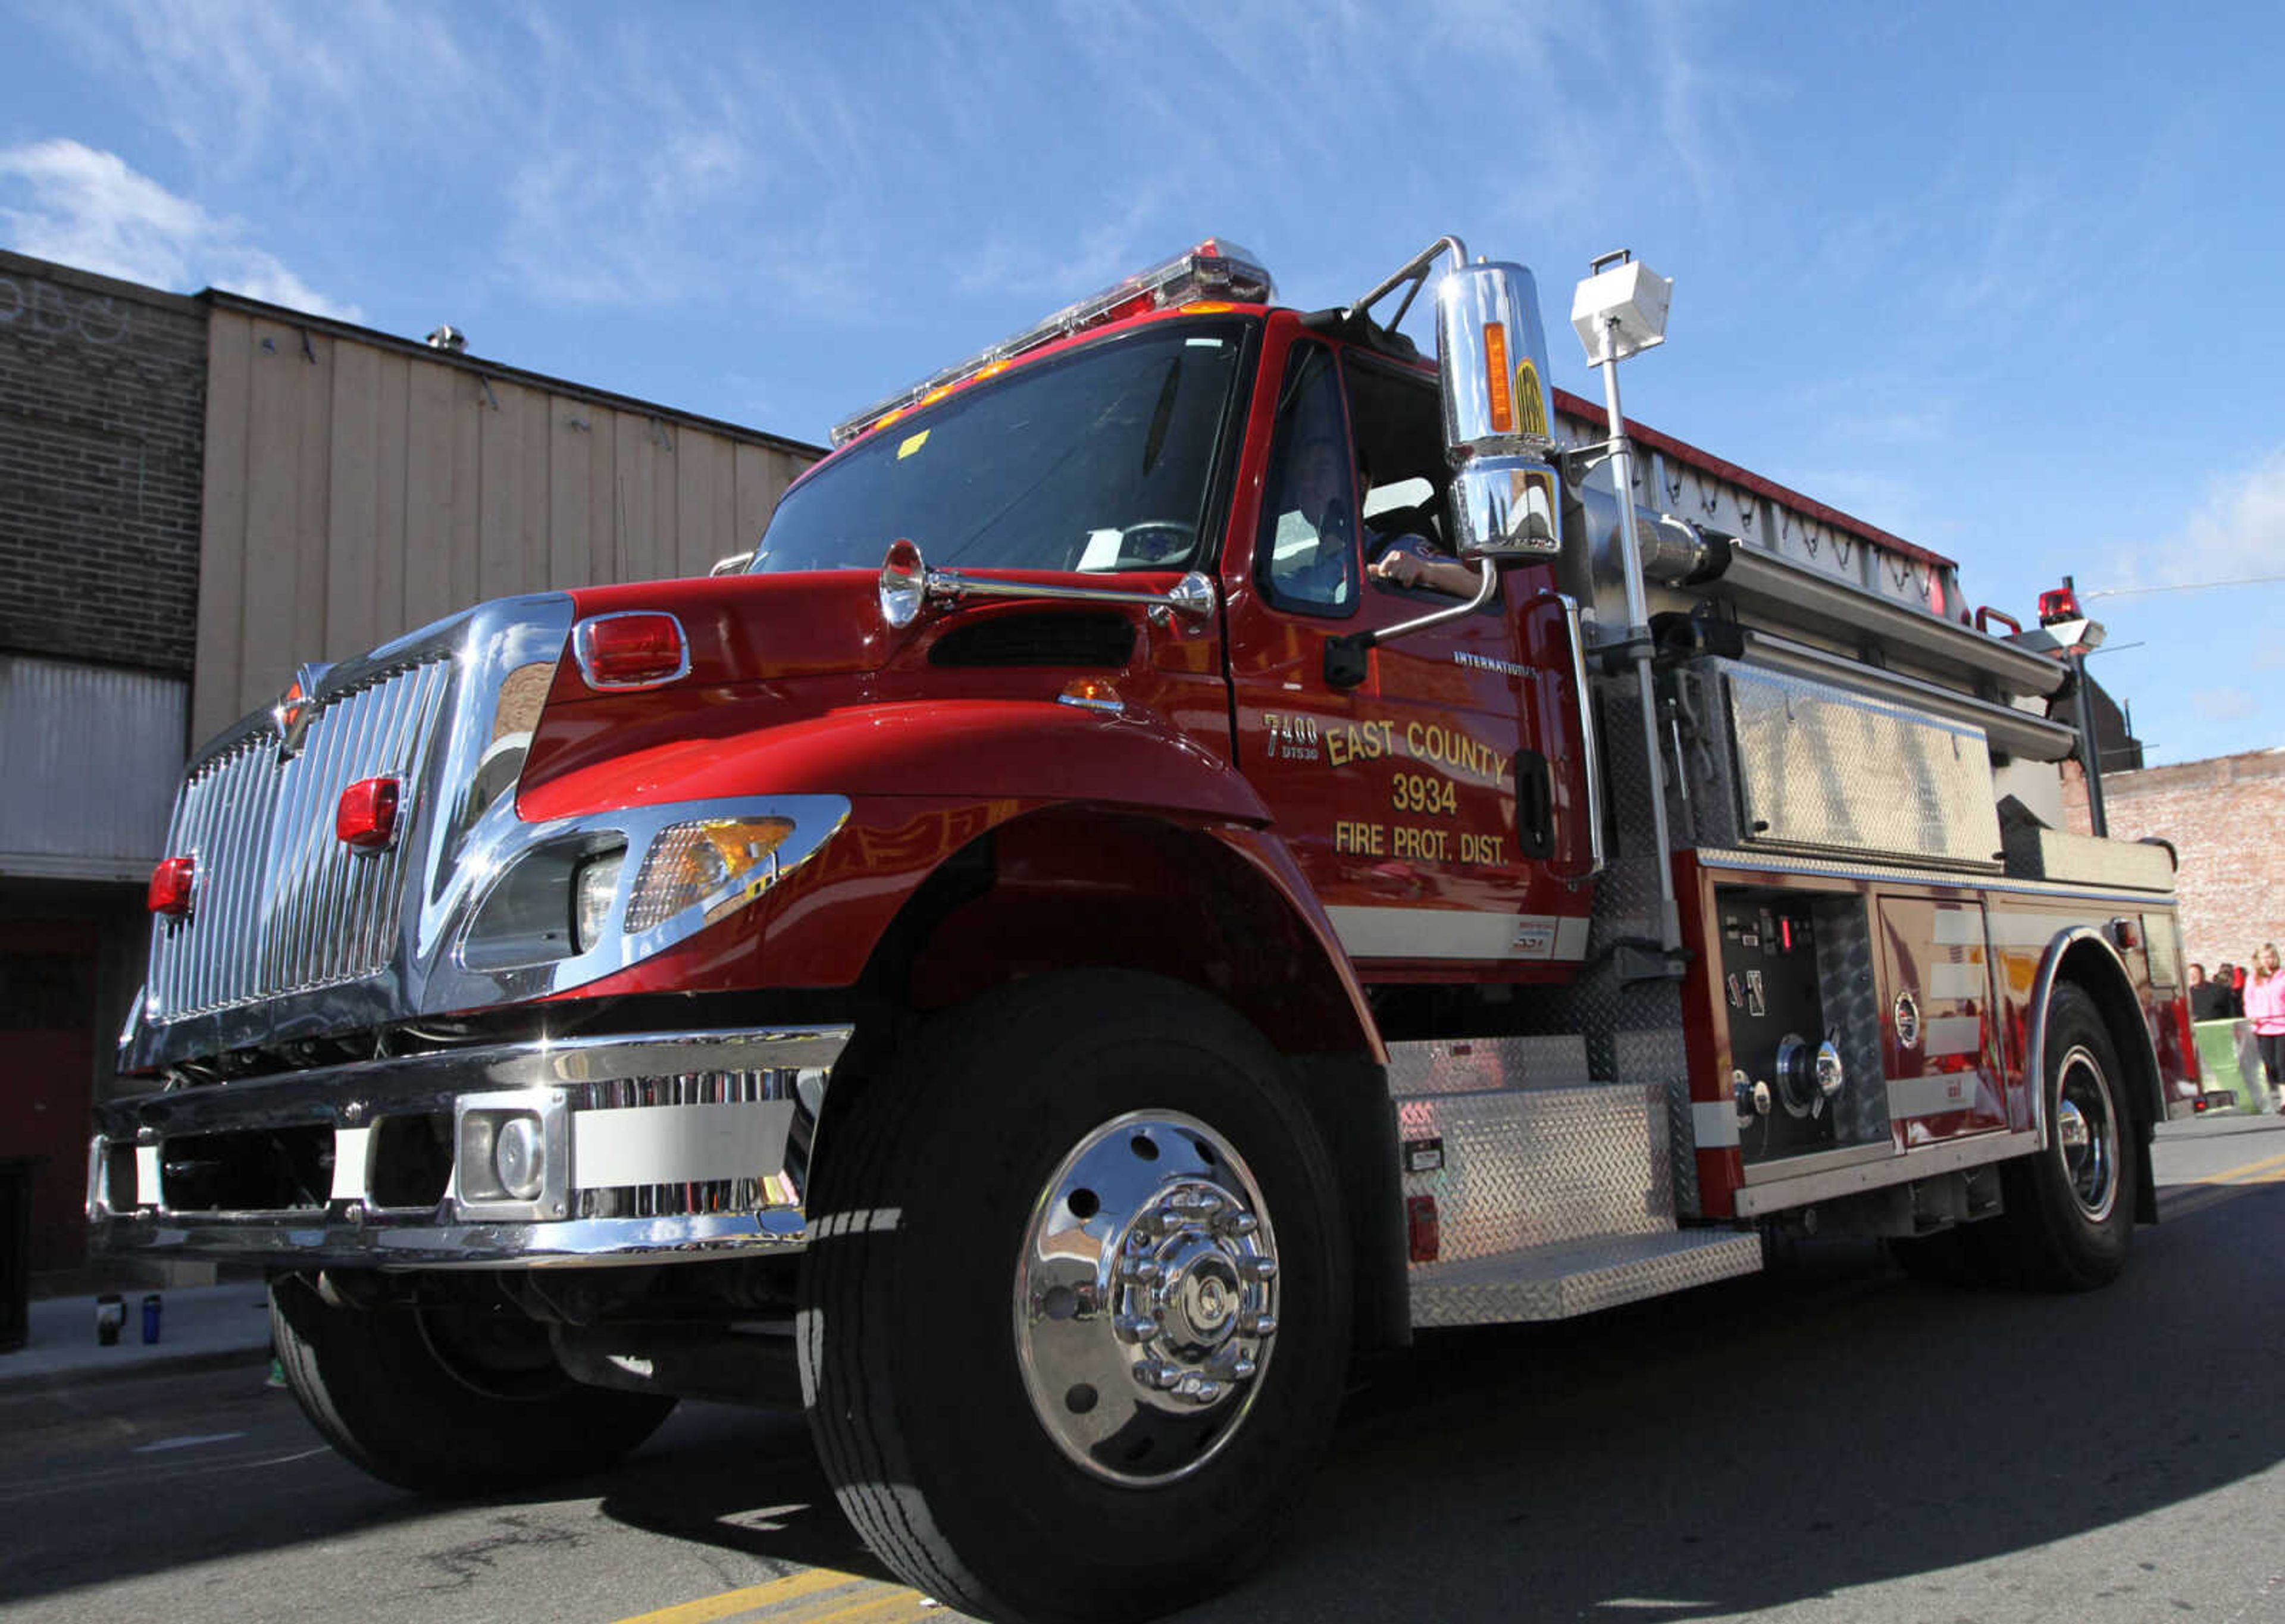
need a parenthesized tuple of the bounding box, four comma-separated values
(2246, 944, 2285, 1114)
(2188, 963, 2228, 1022)
(2215, 961, 2245, 1020)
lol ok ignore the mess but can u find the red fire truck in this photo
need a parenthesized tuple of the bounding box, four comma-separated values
(90, 237, 2196, 1622)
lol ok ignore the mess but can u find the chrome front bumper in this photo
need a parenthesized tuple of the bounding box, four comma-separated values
(87, 1026, 847, 1269)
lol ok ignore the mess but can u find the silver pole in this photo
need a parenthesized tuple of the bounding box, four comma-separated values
(1597, 318, 1682, 952)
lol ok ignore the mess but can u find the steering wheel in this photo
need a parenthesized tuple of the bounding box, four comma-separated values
(1116, 520, 1198, 567)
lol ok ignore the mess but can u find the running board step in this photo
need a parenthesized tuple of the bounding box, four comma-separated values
(1397, 1081, 1674, 1251)
(1410, 1230, 1766, 1326)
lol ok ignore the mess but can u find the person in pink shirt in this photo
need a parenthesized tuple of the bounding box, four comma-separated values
(2244, 942, 2285, 1115)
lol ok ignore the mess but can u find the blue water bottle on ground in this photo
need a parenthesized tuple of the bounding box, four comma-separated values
(140, 1293, 162, 1344)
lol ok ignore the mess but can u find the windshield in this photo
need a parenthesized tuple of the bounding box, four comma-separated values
(751, 318, 1251, 576)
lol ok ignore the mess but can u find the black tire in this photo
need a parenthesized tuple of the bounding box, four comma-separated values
(1991, 982, 2137, 1291)
(270, 1274, 677, 1495)
(799, 971, 1352, 1624)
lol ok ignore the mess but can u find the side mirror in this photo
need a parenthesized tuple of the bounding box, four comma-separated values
(1435, 261, 1563, 562)
(709, 551, 755, 577)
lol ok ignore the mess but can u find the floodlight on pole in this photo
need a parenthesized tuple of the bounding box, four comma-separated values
(1570, 251, 1673, 364)
(1572, 250, 1682, 956)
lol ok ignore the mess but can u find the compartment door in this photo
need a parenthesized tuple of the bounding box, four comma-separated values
(1876, 896, 2009, 1146)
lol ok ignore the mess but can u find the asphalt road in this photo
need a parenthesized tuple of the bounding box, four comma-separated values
(4, 1116, 2282, 1624)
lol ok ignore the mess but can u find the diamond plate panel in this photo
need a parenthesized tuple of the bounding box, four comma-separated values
(1720, 661, 2002, 869)
(1398, 1084, 1667, 1262)
(1484, 669, 1702, 1212)
(1811, 894, 1889, 1149)
(1410, 1229, 1765, 1326)
(1386, 1035, 1592, 1097)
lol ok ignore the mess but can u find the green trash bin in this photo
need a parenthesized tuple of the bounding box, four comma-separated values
(2193, 1018, 2273, 1112)
(0, 1156, 39, 1354)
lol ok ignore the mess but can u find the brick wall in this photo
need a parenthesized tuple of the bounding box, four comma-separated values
(0, 251, 206, 674)
(2064, 750, 2285, 969)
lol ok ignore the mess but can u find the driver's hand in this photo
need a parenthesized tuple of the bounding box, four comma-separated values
(1369, 550, 1423, 587)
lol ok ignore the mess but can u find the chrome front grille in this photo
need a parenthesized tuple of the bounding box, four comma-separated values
(148, 662, 453, 1022)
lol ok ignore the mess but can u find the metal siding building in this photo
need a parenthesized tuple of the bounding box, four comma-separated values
(0, 252, 823, 1277)
(0, 655, 186, 881)
(195, 296, 818, 743)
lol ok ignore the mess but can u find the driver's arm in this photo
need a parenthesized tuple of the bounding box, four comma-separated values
(1369, 542, 1482, 597)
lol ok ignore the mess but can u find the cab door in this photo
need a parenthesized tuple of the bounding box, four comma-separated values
(1219, 331, 1593, 974)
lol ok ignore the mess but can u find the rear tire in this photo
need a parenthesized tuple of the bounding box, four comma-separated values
(799, 971, 1352, 1623)
(270, 1274, 677, 1494)
(1993, 982, 2137, 1291)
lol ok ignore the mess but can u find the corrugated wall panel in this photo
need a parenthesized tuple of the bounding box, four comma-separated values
(192, 312, 822, 741)
(0, 656, 187, 879)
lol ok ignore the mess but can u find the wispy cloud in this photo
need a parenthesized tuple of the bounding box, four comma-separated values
(0, 139, 361, 318)
(43, 0, 474, 183)
(2105, 446, 2285, 589)
(2191, 687, 2258, 722)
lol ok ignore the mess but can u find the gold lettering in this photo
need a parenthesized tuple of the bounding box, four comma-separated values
(1391, 825, 1452, 861)
(1397, 716, 1508, 786)
(1460, 832, 1507, 865)
(1335, 820, 1386, 856)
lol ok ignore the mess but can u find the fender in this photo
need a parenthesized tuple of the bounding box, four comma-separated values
(519, 699, 1269, 827)
(1206, 823, 1385, 1064)
(2024, 926, 2166, 1143)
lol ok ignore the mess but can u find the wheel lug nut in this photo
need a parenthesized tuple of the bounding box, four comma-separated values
(1229, 1356, 1257, 1380)
(1214, 1211, 1259, 1237)
(1239, 1312, 1276, 1337)
(1242, 1256, 1278, 1282)
(1132, 1360, 1167, 1388)
(1185, 1379, 1223, 1406)
(1115, 1315, 1160, 1343)
(1118, 1257, 1160, 1283)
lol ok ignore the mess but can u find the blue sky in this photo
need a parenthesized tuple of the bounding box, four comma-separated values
(2, 1, 2277, 765)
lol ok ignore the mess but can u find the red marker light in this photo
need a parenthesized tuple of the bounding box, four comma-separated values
(572, 612, 688, 691)
(148, 856, 195, 917)
(336, 776, 401, 851)
(1406, 1194, 1441, 1264)
(2037, 586, 2081, 625)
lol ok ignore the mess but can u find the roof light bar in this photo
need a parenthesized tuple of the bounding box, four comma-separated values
(830, 238, 1275, 447)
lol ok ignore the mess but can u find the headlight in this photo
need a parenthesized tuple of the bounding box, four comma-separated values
(572, 852, 624, 954)
(623, 817, 797, 934)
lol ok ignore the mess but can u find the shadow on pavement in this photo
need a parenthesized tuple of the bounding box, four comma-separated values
(1182, 1184, 2285, 1621)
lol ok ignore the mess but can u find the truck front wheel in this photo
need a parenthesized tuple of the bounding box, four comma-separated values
(270, 1274, 677, 1494)
(799, 972, 1352, 1623)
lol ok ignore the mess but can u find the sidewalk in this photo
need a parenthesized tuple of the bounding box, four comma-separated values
(1, 1282, 274, 1392)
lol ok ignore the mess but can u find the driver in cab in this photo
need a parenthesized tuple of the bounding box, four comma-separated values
(1275, 431, 1482, 603)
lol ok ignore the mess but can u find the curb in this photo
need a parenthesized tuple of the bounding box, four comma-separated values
(0, 1343, 273, 1398)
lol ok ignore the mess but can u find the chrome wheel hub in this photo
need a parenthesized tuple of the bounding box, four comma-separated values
(1015, 1111, 1278, 1485)
(2054, 1045, 2117, 1222)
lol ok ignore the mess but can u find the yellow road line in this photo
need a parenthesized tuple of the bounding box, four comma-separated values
(2215, 1150, 2285, 1182)
(609, 1567, 872, 1624)
(796, 1590, 938, 1624)
(2159, 1159, 2285, 1221)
